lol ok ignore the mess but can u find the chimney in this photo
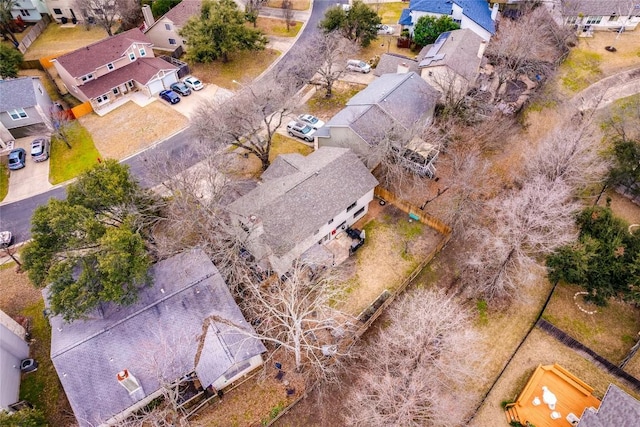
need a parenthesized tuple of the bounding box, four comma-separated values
(477, 40, 487, 59)
(397, 62, 410, 74)
(117, 369, 143, 394)
(142, 5, 155, 29)
(491, 3, 499, 21)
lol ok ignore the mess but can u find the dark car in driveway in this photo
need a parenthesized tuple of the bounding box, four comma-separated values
(8, 148, 26, 170)
(170, 82, 191, 96)
(159, 90, 181, 104)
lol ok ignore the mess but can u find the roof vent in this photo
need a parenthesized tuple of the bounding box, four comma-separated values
(117, 369, 142, 394)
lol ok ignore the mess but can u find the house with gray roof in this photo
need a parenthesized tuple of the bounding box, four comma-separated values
(559, 0, 640, 32)
(417, 28, 485, 100)
(227, 147, 378, 276)
(316, 72, 439, 167)
(47, 249, 266, 427)
(399, 0, 499, 41)
(373, 53, 420, 77)
(0, 310, 30, 412)
(143, 0, 202, 52)
(51, 28, 179, 113)
(577, 384, 640, 426)
(0, 76, 53, 140)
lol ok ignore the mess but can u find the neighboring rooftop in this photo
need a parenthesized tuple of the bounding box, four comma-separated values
(0, 77, 39, 111)
(402, 0, 496, 34)
(53, 28, 152, 77)
(374, 53, 419, 77)
(578, 384, 640, 427)
(561, 0, 640, 16)
(159, 0, 202, 27)
(227, 147, 378, 257)
(418, 28, 485, 82)
(48, 249, 266, 427)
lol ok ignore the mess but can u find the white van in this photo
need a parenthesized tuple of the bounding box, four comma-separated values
(346, 59, 371, 74)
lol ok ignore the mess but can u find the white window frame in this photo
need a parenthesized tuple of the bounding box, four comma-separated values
(168, 38, 176, 45)
(107, 62, 114, 70)
(129, 52, 135, 61)
(127, 81, 134, 89)
(586, 16, 602, 24)
(139, 48, 146, 57)
(96, 94, 109, 104)
(8, 108, 28, 120)
(81, 73, 94, 82)
(165, 23, 171, 30)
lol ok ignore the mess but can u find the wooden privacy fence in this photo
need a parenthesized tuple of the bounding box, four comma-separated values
(375, 186, 452, 235)
(71, 102, 93, 118)
(39, 53, 58, 69)
(18, 15, 51, 54)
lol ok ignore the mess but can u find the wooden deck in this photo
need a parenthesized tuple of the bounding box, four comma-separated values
(506, 364, 601, 427)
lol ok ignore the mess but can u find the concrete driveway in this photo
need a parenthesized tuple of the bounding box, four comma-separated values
(171, 84, 234, 119)
(3, 136, 53, 204)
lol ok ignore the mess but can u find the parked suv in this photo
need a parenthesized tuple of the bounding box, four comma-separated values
(346, 59, 371, 73)
(170, 82, 191, 96)
(286, 121, 316, 142)
(30, 137, 50, 162)
(8, 148, 26, 170)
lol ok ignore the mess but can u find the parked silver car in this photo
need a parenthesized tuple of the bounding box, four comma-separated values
(298, 114, 325, 130)
(30, 137, 50, 162)
(286, 121, 316, 142)
(346, 59, 371, 73)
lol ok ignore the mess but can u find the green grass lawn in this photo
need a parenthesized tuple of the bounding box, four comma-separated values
(254, 17, 302, 37)
(49, 122, 101, 184)
(372, 2, 406, 24)
(0, 163, 8, 202)
(560, 49, 603, 93)
(19, 300, 66, 426)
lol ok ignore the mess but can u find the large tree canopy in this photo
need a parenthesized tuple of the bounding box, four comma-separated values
(0, 43, 22, 78)
(179, 0, 267, 63)
(22, 160, 161, 321)
(319, 0, 381, 47)
(547, 206, 640, 306)
(412, 15, 460, 47)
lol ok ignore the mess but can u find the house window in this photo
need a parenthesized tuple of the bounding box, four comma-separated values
(609, 15, 618, 22)
(53, 8, 62, 14)
(165, 23, 171, 30)
(8, 109, 28, 120)
(81, 73, 94, 82)
(107, 62, 114, 70)
(565, 16, 578, 25)
(586, 16, 602, 24)
(127, 81, 134, 88)
(168, 38, 176, 45)
(453, 19, 461, 24)
(139, 48, 146, 57)
(353, 206, 365, 218)
(96, 94, 109, 104)
(129, 52, 135, 61)
(113, 87, 119, 95)
(346, 201, 357, 212)
(20, 9, 30, 16)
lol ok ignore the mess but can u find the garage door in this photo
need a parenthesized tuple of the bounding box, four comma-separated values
(147, 79, 164, 95)
(161, 72, 179, 89)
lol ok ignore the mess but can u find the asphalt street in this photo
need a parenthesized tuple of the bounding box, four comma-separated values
(0, 0, 344, 244)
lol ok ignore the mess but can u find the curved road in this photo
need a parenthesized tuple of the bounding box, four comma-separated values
(0, 0, 343, 244)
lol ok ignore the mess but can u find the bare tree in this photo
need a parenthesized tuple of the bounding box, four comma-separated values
(190, 76, 298, 171)
(345, 289, 481, 427)
(75, 0, 139, 36)
(305, 31, 358, 98)
(245, 0, 263, 28)
(486, 5, 573, 85)
(282, 0, 294, 32)
(239, 264, 356, 379)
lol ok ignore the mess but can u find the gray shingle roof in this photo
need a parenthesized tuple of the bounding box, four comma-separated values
(0, 77, 38, 111)
(578, 384, 640, 427)
(374, 53, 419, 77)
(343, 72, 439, 130)
(48, 249, 265, 427)
(563, 1, 640, 16)
(53, 28, 152, 78)
(418, 29, 484, 82)
(164, 0, 202, 26)
(227, 147, 378, 256)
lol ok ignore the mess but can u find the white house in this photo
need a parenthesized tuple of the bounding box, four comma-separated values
(51, 28, 179, 112)
(47, 249, 266, 427)
(399, 0, 498, 41)
(0, 310, 30, 412)
(559, 0, 640, 33)
(9, 0, 46, 22)
(143, 0, 202, 52)
(227, 147, 379, 276)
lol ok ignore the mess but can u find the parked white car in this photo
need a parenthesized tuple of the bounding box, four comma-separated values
(0, 231, 13, 248)
(346, 59, 371, 74)
(183, 76, 204, 91)
(377, 24, 394, 35)
(298, 114, 325, 130)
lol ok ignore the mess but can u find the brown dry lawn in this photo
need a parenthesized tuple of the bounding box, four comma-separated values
(189, 49, 280, 90)
(23, 23, 108, 60)
(78, 101, 189, 160)
(266, 0, 310, 10)
(469, 327, 640, 427)
(0, 264, 42, 318)
(543, 283, 640, 364)
(254, 17, 302, 37)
